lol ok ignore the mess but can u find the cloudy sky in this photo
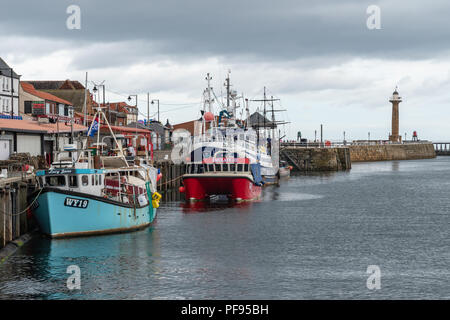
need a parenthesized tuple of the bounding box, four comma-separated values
(1, 0, 450, 140)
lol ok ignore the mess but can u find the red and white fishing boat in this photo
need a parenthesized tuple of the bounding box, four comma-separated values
(180, 73, 268, 202)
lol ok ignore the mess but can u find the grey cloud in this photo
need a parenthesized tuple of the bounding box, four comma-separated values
(2, 0, 450, 68)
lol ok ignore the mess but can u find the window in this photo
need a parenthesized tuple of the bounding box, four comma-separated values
(215, 164, 221, 172)
(230, 164, 236, 172)
(91, 175, 94, 186)
(208, 164, 214, 172)
(99, 175, 102, 185)
(69, 175, 78, 187)
(237, 164, 243, 172)
(223, 164, 229, 172)
(45, 175, 66, 186)
(24, 101, 32, 114)
(244, 164, 249, 172)
(95, 175, 99, 185)
(82, 175, 89, 186)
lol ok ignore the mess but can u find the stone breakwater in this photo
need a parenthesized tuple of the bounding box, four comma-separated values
(349, 143, 436, 162)
(281, 147, 351, 171)
(280, 143, 436, 172)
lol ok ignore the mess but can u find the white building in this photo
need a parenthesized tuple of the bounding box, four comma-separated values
(0, 57, 20, 117)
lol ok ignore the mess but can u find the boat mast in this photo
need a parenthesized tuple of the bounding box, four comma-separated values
(205, 73, 213, 113)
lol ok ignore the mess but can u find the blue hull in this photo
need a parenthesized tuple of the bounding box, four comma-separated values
(32, 189, 157, 238)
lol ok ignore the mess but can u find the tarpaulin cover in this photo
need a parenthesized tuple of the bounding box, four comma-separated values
(251, 163, 263, 186)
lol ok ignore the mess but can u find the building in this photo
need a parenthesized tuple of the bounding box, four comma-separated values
(0, 118, 86, 162)
(23, 80, 96, 118)
(0, 58, 20, 117)
(127, 120, 172, 150)
(20, 82, 74, 122)
(101, 102, 136, 126)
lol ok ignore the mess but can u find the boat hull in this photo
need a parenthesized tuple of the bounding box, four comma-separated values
(31, 188, 157, 238)
(182, 175, 261, 201)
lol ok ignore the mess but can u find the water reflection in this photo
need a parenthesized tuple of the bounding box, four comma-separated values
(392, 161, 400, 171)
(2, 158, 449, 300)
(180, 198, 254, 213)
(0, 227, 161, 300)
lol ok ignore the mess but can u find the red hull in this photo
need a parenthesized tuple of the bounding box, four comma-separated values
(183, 175, 261, 201)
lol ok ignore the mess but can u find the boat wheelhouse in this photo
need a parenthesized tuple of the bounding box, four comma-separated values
(180, 73, 265, 202)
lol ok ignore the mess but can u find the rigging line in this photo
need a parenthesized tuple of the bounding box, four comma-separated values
(102, 88, 201, 106)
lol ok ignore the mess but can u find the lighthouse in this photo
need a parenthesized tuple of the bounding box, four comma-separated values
(389, 88, 402, 143)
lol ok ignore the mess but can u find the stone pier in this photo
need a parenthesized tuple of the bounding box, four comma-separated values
(349, 143, 436, 162)
(281, 147, 351, 172)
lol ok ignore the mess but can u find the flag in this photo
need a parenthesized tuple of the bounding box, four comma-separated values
(88, 116, 99, 137)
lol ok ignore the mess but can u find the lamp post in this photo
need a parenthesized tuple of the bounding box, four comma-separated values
(0, 68, 16, 118)
(127, 95, 138, 122)
(92, 81, 106, 120)
(151, 99, 160, 123)
(128, 94, 138, 138)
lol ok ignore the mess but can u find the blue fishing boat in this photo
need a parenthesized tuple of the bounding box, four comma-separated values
(30, 107, 160, 238)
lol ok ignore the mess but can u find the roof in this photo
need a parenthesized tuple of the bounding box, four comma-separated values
(0, 119, 87, 134)
(173, 120, 196, 135)
(247, 111, 275, 128)
(21, 82, 73, 106)
(23, 80, 93, 112)
(24, 80, 85, 90)
(126, 121, 168, 135)
(0, 57, 20, 79)
(101, 102, 137, 114)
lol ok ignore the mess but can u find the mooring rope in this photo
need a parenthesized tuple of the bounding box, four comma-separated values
(0, 187, 43, 217)
(158, 175, 182, 186)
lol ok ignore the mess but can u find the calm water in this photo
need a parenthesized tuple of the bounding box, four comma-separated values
(0, 158, 449, 299)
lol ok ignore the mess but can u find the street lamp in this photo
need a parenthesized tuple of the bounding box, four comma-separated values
(128, 94, 138, 123)
(92, 81, 106, 120)
(151, 99, 160, 123)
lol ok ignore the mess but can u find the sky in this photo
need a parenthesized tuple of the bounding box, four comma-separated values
(1, 0, 450, 141)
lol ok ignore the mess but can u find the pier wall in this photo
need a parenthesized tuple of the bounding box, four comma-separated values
(349, 143, 436, 162)
(0, 177, 37, 250)
(281, 147, 351, 172)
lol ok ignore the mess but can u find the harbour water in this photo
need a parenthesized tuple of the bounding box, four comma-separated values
(0, 158, 449, 299)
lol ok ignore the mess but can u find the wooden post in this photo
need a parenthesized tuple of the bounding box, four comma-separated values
(1, 190, 5, 248)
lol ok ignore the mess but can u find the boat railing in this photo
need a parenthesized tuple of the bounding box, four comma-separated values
(103, 181, 149, 207)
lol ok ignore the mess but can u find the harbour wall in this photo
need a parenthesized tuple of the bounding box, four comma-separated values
(280, 142, 436, 172)
(281, 147, 351, 171)
(0, 176, 37, 251)
(349, 143, 436, 162)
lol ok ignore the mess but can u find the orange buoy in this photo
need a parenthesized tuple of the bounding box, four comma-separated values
(204, 112, 214, 121)
(179, 186, 185, 193)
